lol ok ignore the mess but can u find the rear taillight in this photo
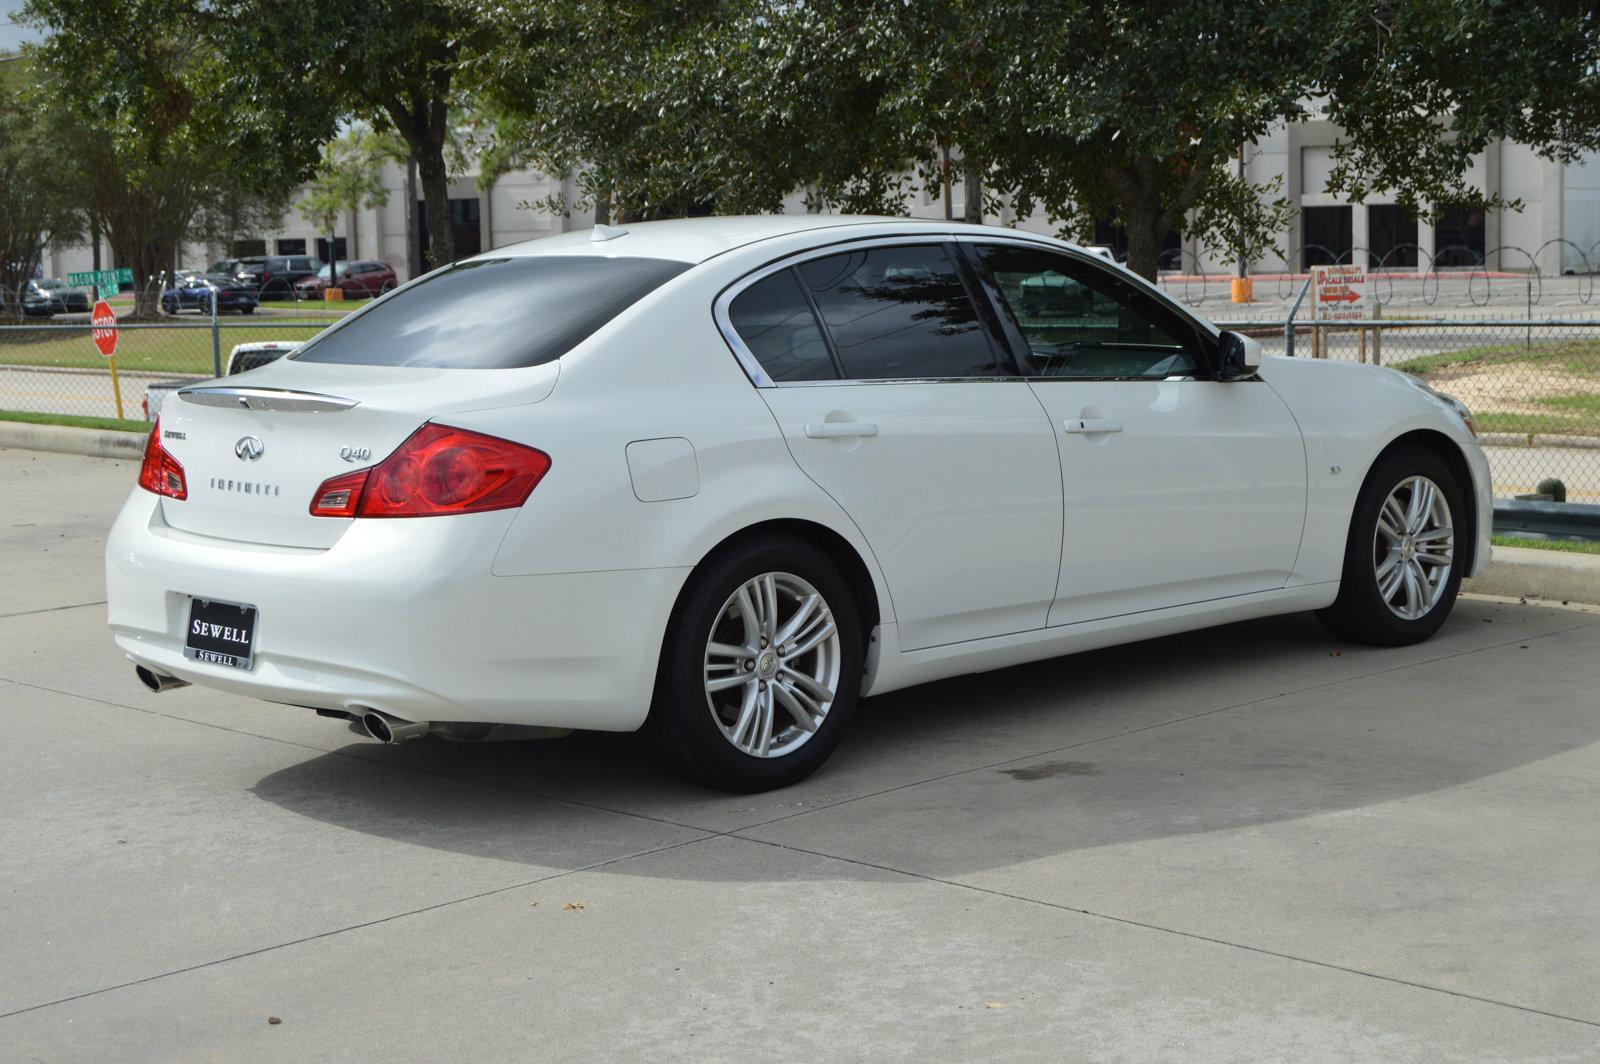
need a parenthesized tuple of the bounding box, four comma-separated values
(309, 424, 550, 518)
(137, 419, 187, 500)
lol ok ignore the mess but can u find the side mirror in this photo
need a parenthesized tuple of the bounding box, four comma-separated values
(1218, 331, 1262, 380)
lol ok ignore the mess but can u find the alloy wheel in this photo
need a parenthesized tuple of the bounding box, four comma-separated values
(703, 572, 841, 758)
(1373, 475, 1454, 621)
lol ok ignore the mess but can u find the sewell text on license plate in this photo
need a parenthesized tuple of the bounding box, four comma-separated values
(184, 597, 257, 670)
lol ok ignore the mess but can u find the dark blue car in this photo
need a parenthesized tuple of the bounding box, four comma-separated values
(160, 274, 259, 315)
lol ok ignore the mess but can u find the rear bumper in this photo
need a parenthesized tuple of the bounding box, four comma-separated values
(105, 490, 686, 731)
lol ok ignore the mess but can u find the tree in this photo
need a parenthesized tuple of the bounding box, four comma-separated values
(297, 125, 405, 287)
(0, 58, 81, 319)
(221, 1, 494, 270)
(474, 0, 1600, 281)
(22, 0, 317, 314)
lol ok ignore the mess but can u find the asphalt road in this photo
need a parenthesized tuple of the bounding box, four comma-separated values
(4, 448, 1600, 1062)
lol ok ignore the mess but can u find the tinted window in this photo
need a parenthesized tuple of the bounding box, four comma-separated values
(976, 245, 1200, 379)
(796, 244, 999, 379)
(292, 255, 690, 369)
(727, 269, 837, 382)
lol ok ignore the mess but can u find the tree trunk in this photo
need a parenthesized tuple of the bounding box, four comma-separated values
(1123, 209, 1166, 283)
(128, 241, 168, 318)
(963, 166, 983, 224)
(416, 148, 454, 270)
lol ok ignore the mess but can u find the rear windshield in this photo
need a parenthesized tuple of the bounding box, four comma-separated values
(291, 256, 691, 369)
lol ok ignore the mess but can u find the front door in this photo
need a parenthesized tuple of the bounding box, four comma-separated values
(723, 242, 1064, 650)
(967, 241, 1307, 626)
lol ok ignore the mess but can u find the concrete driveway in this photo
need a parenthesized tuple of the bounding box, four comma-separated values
(3, 448, 1599, 1063)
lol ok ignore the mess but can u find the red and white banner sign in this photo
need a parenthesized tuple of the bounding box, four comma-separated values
(1311, 264, 1367, 322)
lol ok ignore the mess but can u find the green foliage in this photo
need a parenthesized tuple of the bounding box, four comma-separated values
(219, 0, 495, 267)
(298, 125, 406, 233)
(470, 0, 1600, 280)
(0, 58, 82, 318)
(0, 409, 151, 433)
(20, 0, 319, 313)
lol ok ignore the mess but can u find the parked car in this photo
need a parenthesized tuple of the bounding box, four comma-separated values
(225, 340, 302, 375)
(294, 260, 398, 299)
(160, 274, 261, 315)
(206, 258, 251, 277)
(109, 216, 1489, 792)
(22, 278, 91, 317)
(142, 378, 207, 421)
(236, 255, 323, 300)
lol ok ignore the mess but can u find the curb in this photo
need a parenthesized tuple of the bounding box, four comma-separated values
(1466, 545, 1600, 605)
(0, 421, 145, 461)
(1479, 431, 1600, 451)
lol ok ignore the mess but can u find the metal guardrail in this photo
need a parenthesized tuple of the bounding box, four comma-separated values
(1494, 500, 1600, 542)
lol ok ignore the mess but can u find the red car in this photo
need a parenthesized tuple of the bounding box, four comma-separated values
(294, 260, 398, 299)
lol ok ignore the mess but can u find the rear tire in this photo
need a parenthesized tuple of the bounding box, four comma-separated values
(1318, 445, 1465, 646)
(643, 535, 862, 792)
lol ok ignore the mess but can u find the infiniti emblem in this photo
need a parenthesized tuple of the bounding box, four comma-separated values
(234, 436, 265, 461)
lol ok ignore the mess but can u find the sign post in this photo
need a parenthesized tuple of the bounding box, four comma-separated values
(1310, 264, 1367, 360)
(90, 299, 123, 419)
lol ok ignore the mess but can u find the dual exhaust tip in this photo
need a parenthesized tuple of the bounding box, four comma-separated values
(133, 665, 427, 744)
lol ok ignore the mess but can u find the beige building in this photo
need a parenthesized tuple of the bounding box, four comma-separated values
(38, 124, 1600, 285)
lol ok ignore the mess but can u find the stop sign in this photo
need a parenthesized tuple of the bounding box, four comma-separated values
(91, 300, 117, 358)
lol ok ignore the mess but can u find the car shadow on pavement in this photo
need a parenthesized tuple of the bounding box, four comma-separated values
(249, 599, 1600, 880)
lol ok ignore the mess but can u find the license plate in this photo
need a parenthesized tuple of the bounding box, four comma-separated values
(184, 597, 258, 670)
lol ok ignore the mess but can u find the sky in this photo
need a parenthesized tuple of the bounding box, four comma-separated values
(0, 0, 39, 55)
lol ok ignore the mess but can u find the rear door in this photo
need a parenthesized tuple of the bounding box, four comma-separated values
(966, 240, 1307, 626)
(722, 240, 1063, 651)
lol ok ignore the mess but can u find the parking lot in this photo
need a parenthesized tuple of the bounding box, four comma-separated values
(3, 447, 1600, 1061)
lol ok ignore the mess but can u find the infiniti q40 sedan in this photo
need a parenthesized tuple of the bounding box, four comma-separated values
(107, 216, 1489, 791)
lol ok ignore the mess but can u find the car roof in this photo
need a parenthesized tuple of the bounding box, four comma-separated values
(478, 215, 1072, 266)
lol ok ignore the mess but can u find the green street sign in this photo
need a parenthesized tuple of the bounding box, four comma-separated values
(66, 267, 134, 288)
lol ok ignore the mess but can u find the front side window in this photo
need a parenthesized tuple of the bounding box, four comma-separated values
(795, 244, 1000, 380)
(726, 269, 837, 382)
(292, 255, 690, 369)
(975, 245, 1201, 379)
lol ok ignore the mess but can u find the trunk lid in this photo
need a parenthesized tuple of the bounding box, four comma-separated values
(156, 359, 558, 548)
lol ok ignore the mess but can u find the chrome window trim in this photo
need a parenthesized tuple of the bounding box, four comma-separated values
(713, 234, 1018, 389)
(713, 231, 1222, 388)
(178, 386, 359, 412)
(952, 233, 1222, 341)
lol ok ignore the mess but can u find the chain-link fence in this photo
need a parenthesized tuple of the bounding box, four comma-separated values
(4, 280, 1600, 505)
(1215, 317, 1600, 504)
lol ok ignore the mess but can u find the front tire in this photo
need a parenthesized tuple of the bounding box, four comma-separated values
(643, 535, 862, 791)
(1318, 445, 1464, 646)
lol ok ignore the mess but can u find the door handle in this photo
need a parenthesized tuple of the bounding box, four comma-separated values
(1063, 418, 1123, 435)
(805, 421, 880, 440)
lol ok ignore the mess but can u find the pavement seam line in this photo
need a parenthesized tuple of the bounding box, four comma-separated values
(0, 599, 106, 620)
(0, 831, 726, 1023)
(727, 833, 1600, 1032)
(0, 675, 717, 837)
(735, 613, 1600, 834)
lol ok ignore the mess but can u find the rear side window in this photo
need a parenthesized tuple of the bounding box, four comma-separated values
(795, 245, 999, 380)
(727, 270, 838, 382)
(291, 256, 690, 369)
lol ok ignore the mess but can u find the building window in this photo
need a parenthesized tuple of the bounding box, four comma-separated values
(1367, 206, 1419, 269)
(316, 237, 348, 263)
(416, 197, 483, 264)
(1434, 206, 1486, 268)
(232, 239, 266, 257)
(1302, 206, 1352, 268)
(276, 238, 307, 256)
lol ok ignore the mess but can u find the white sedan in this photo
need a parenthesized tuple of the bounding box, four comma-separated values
(106, 216, 1489, 791)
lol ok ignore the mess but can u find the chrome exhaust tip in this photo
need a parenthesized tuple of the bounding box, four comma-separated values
(360, 710, 429, 744)
(135, 665, 190, 693)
